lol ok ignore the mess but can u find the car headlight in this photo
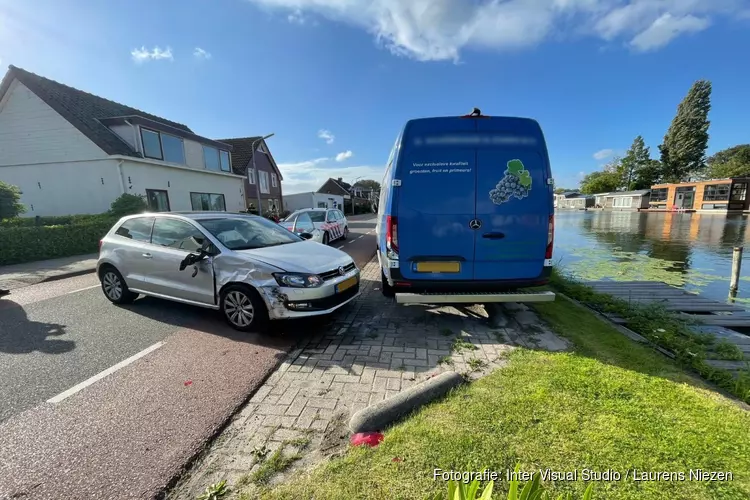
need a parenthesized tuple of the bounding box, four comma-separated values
(273, 273, 323, 288)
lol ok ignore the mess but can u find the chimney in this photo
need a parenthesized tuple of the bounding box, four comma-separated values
(337, 177, 343, 183)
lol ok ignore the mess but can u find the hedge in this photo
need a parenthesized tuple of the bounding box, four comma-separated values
(0, 213, 114, 228)
(0, 217, 118, 266)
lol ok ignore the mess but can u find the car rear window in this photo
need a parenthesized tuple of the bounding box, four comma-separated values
(115, 217, 154, 242)
(308, 211, 326, 223)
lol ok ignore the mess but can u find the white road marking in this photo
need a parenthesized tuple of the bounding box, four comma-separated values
(67, 284, 100, 294)
(357, 235, 364, 239)
(47, 342, 166, 404)
(337, 245, 345, 249)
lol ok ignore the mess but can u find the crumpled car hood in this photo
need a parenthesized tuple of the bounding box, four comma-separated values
(236, 240, 353, 273)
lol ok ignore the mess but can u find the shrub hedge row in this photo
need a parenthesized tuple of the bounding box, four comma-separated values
(0, 213, 114, 228)
(0, 217, 118, 266)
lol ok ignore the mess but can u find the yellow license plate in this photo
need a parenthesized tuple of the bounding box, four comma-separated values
(336, 276, 358, 293)
(415, 262, 460, 273)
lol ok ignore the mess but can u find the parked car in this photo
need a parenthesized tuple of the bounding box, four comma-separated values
(375, 108, 556, 304)
(281, 208, 348, 245)
(97, 212, 360, 332)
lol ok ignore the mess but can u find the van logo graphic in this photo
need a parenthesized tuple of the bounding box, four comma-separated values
(338, 266, 346, 276)
(469, 219, 482, 230)
(489, 159, 532, 205)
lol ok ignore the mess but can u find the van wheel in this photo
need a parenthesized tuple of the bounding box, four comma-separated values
(220, 284, 268, 332)
(342, 226, 349, 240)
(381, 270, 395, 298)
(322, 232, 330, 245)
(99, 266, 138, 305)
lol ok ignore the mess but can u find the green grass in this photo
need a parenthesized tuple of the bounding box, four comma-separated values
(451, 337, 478, 353)
(253, 294, 750, 500)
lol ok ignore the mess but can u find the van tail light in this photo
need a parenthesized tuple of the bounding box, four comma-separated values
(98, 239, 103, 254)
(385, 215, 399, 256)
(545, 215, 554, 259)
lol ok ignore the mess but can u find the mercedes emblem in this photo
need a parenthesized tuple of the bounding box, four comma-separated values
(469, 219, 482, 230)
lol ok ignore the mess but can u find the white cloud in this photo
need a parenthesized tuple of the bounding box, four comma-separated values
(317, 129, 335, 144)
(246, 0, 743, 61)
(593, 149, 614, 160)
(131, 46, 173, 63)
(279, 157, 383, 194)
(335, 150, 353, 162)
(629, 13, 709, 51)
(288, 8, 306, 24)
(193, 47, 212, 59)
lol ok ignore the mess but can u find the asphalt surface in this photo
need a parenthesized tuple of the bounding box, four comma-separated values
(0, 218, 376, 500)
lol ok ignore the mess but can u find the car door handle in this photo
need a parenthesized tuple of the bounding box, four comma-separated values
(482, 232, 505, 239)
(142, 252, 153, 259)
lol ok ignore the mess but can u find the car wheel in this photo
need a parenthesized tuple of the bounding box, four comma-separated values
(381, 270, 395, 298)
(100, 266, 138, 304)
(342, 226, 349, 240)
(322, 231, 330, 245)
(220, 284, 268, 332)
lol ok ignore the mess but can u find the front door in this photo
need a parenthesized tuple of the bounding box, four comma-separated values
(145, 217, 216, 305)
(474, 149, 550, 280)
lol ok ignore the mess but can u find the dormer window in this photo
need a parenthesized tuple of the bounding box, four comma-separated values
(202, 145, 232, 172)
(140, 128, 186, 165)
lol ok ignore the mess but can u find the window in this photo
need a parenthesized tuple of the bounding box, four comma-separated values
(335, 210, 344, 220)
(731, 183, 747, 201)
(267, 198, 279, 211)
(259, 171, 270, 194)
(650, 188, 668, 203)
(198, 216, 302, 250)
(326, 211, 337, 222)
(190, 192, 226, 211)
(140, 128, 186, 164)
(613, 196, 632, 208)
(701, 203, 727, 210)
(141, 129, 162, 160)
(703, 184, 730, 201)
(248, 168, 256, 184)
(114, 217, 154, 242)
(203, 146, 220, 171)
(271, 173, 278, 188)
(152, 218, 207, 252)
(294, 212, 315, 234)
(220, 150, 231, 172)
(308, 211, 326, 223)
(146, 189, 170, 212)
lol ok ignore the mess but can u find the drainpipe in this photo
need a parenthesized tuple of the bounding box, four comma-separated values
(116, 160, 126, 195)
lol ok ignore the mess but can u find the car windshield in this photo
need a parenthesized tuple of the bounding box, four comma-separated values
(198, 216, 302, 250)
(308, 211, 326, 222)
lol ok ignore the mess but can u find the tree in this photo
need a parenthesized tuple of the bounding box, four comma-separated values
(109, 193, 147, 217)
(658, 80, 712, 182)
(632, 159, 662, 190)
(353, 179, 381, 192)
(706, 144, 750, 179)
(554, 187, 575, 194)
(620, 136, 653, 190)
(579, 170, 620, 194)
(0, 181, 25, 220)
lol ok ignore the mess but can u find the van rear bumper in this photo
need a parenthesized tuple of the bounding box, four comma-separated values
(387, 266, 552, 294)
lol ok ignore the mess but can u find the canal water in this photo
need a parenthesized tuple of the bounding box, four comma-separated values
(554, 211, 750, 305)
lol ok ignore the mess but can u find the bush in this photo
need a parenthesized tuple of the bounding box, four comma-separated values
(0, 217, 118, 266)
(0, 181, 25, 220)
(109, 193, 147, 217)
(0, 213, 113, 228)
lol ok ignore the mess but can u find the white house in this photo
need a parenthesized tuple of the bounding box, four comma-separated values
(0, 65, 247, 217)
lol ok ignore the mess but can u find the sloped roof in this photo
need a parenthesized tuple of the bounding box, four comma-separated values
(216, 137, 283, 179)
(606, 189, 651, 197)
(0, 65, 194, 157)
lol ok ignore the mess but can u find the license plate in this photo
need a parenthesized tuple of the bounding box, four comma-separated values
(336, 276, 358, 293)
(415, 261, 460, 273)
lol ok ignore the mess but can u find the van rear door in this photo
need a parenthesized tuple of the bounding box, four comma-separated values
(473, 119, 552, 280)
(395, 118, 476, 281)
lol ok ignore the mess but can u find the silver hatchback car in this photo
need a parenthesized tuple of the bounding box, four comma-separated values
(97, 212, 360, 331)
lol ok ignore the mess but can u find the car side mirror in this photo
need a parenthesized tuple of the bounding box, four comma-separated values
(299, 232, 313, 240)
(179, 252, 204, 271)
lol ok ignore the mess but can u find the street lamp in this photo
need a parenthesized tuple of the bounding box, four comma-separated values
(251, 133, 275, 215)
(347, 176, 363, 216)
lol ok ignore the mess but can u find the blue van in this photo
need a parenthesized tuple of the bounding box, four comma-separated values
(375, 109, 556, 304)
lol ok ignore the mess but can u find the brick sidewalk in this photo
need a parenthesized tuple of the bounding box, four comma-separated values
(168, 258, 568, 498)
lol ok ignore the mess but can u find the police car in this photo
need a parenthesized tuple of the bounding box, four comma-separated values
(281, 208, 349, 245)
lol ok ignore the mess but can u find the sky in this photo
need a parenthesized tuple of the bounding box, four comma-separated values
(0, 0, 748, 193)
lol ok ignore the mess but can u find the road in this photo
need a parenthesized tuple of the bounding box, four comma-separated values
(0, 217, 376, 500)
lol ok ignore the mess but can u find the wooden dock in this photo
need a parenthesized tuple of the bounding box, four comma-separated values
(582, 281, 750, 328)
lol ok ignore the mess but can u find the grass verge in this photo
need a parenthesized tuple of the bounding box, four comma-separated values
(245, 294, 750, 500)
(548, 270, 750, 403)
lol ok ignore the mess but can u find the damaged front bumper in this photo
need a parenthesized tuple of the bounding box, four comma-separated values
(258, 267, 362, 320)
